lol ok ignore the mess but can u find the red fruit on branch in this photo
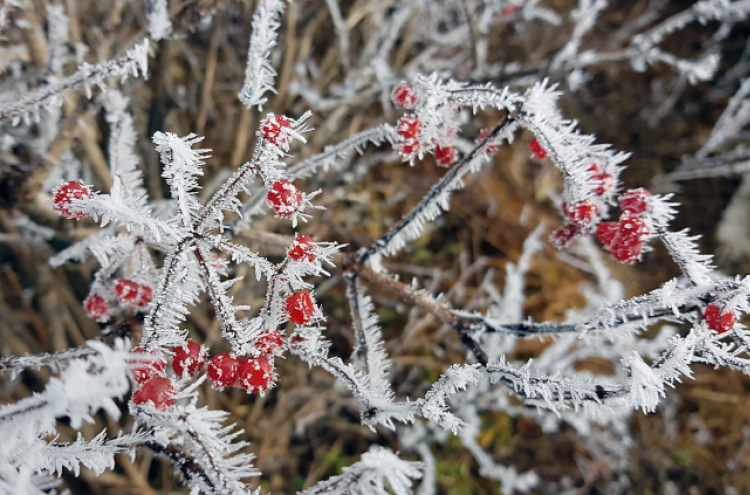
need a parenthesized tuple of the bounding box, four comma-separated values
(172, 339, 208, 378)
(84, 295, 110, 322)
(704, 303, 736, 334)
(261, 114, 291, 147)
(115, 279, 139, 304)
(391, 82, 418, 109)
(131, 376, 176, 411)
(256, 328, 284, 355)
(620, 188, 651, 215)
(551, 223, 579, 248)
(398, 140, 420, 159)
(529, 138, 547, 159)
(596, 222, 619, 247)
(596, 214, 650, 264)
(286, 290, 315, 325)
(207, 353, 241, 390)
(52, 180, 93, 219)
(238, 356, 274, 393)
(397, 114, 423, 141)
(267, 179, 303, 219)
(564, 201, 598, 228)
(130, 348, 167, 384)
(434, 145, 457, 167)
(288, 234, 317, 262)
(135, 285, 153, 307)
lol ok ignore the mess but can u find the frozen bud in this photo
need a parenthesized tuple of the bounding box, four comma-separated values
(261, 113, 292, 147)
(84, 295, 110, 323)
(391, 82, 418, 109)
(285, 290, 315, 325)
(287, 233, 317, 262)
(52, 180, 93, 219)
(132, 376, 176, 411)
(267, 179, 304, 219)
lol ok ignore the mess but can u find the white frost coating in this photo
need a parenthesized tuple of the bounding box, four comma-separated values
(0, 39, 149, 125)
(0, 340, 134, 494)
(238, 0, 286, 109)
(299, 446, 422, 495)
(147, 0, 172, 41)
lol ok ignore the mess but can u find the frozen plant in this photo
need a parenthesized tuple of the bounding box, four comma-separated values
(2, 1, 750, 495)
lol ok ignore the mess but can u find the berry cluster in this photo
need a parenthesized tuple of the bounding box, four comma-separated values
(207, 353, 274, 393)
(130, 348, 175, 411)
(703, 303, 736, 334)
(51, 180, 94, 220)
(551, 162, 619, 248)
(595, 189, 652, 264)
(130, 340, 208, 409)
(82, 280, 154, 323)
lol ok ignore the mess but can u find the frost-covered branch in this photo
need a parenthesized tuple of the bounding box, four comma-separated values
(0, 39, 149, 124)
(299, 447, 422, 495)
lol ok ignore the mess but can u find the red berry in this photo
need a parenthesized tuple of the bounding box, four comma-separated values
(564, 201, 598, 228)
(611, 239, 643, 264)
(256, 328, 284, 355)
(132, 376, 176, 411)
(84, 295, 110, 322)
(238, 356, 274, 393)
(267, 179, 303, 219)
(529, 138, 547, 159)
(477, 128, 498, 155)
(617, 214, 650, 239)
(620, 188, 651, 215)
(551, 223, 579, 248)
(288, 234, 316, 262)
(52, 180, 93, 219)
(115, 279, 140, 305)
(398, 140, 420, 159)
(397, 114, 423, 141)
(261, 114, 292, 147)
(172, 339, 207, 378)
(434, 145, 457, 167)
(206, 353, 241, 390)
(286, 290, 315, 326)
(135, 285, 153, 307)
(501, 4, 519, 16)
(597, 214, 650, 264)
(391, 82, 418, 109)
(704, 304, 736, 334)
(130, 348, 167, 384)
(588, 163, 605, 174)
(596, 222, 619, 247)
